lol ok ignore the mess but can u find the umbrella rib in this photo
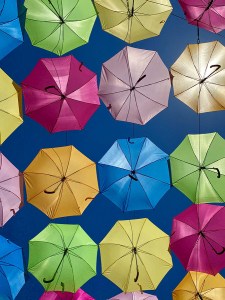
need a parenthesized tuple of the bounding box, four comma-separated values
(0, 92, 17, 103)
(201, 133, 217, 166)
(173, 81, 200, 98)
(67, 162, 96, 178)
(0, 185, 22, 200)
(52, 148, 64, 175)
(64, 98, 83, 130)
(118, 222, 134, 246)
(65, 56, 73, 94)
(172, 169, 199, 185)
(64, 146, 73, 177)
(67, 178, 99, 192)
(201, 237, 215, 275)
(133, 138, 146, 171)
(201, 170, 225, 203)
(171, 69, 199, 82)
(42, 150, 63, 176)
(99, 88, 130, 96)
(30, 241, 63, 251)
(52, 224, 67, 249)
(136, 252, 155, 289)
(101, 174, 129, 193)
(170, 156, 199, 168)
(64, 0, 81, 19)
(0, 108, 23, 121)
(67, 251, 96, 274)
(0, 248, 21, 262)
(187, 45, 201, 79)
(203, 83, 225, 109)
(0, 24, 23, 41)
(135, 178, 154, 209)
(40, 0, 61, 20)
(123, 177, 133, 212)
(133, 91, 144, 124)
(136, 219, 147, 246)
(51, 24, 63, 56)
(124, 252, 134, 292)
(114, 92, 132, 120)
(0, 175, 20, 184)
(66, 252, 76, 292)
(101, 250, 132, 274)
(0, 0, 6, 16)
(202, 42, 218, 81)
(135, 89, 168, 106)
(138, 235, 171, 248)
(137, 249, 172, 265)
(135, 78, 170, 89)
(29, 251, 63, 270)
(50, 185, 64, 219)
(133, 14, 159, 36)
(138, 172, 170, 186)
(98, 242, 131, 250)
(64, 181, 82, 215)
(103, 65, 130, 88)
(24, 171, 61, 179)
(123, 47, 133, 87)
(67, 74, 97, 99)
(33, 23, 61, 46)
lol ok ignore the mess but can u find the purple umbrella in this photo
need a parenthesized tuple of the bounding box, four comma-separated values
(109, 292, 158, 299)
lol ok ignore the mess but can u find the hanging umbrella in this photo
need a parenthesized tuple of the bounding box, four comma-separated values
(0, 0, 23, 61)
(22, 55, 100, 133)
(98, 137, 170, 211)
(99, 46, 171, 125)
(0, 153, 23, 227)
(0, 68, 23, 144)
(40, 289, 94, 300)
(171, 41, 225, 113)
(94, 0, 173, 43)
(24, 145, 99, 218)
(173, 271, 225, 300)
(110, 292, 158, 299)
(170, 132, 225, 203)
(179, 0, 225, 33)
(100, 218, 172, 292)
(28, 223, 98, 293)
(24, 0, 97, 55)
(0, 235, 25, 300)
(170, 204, 225, 275)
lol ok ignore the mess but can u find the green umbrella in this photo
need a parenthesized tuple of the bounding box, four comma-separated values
(28, 224, 97, 292)
(170, 132, 225, 203)
(24, 0, 97, 55)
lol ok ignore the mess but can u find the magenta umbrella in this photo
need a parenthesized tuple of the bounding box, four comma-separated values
(179, 0, 225, 33)
(170, 204, 225, 275)
(22, 56, 100, 133)
(0, 153, 23, 226)
(99, 46, 171, 125)
(109, 292, 158, 299)
(39, 289, 94, 300)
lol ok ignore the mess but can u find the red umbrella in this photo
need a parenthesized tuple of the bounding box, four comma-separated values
(22, 56, 100, 133)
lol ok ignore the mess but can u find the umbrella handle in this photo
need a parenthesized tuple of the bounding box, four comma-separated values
(214, 247, 225, 255)
(129, 174, 138, 181)
(45, 85, 61, 94)
(136, 75, 146, 85)
(196, 292, 203, 300)
(134, 270, 139, 282)
(44, 182, 63, 194)
(206, 0, 214, 10)
(128, 137, 134, 144)
(199, 65, 221, 83)
(61, 282, 64, 292)
(79, 62, 83, 71)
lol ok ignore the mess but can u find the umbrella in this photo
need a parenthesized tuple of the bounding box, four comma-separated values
(40, 289, 94, 300)
(0, 235, 25, 300)
(109, 292, 158, 299)
(0, 0, 23, 61)
(22, 55, 100, 133)
(24, 145, 99, 218)
(0, 68, 23, 144)
(94, 0, 173, 43)
(0, 153, 23, 227)
(99, 46, 171, 125)
(170, 41, 225, 113)
(24, 0, 97, 55)
(173, 271, 225, 300)
(170, 204, 225, 275)
(179, 0, 225, 33)
(28, 223, 98, 293)
(100, 218, 172, 292)
(170, 132, 225, 203)
(98, 137, 170, 211)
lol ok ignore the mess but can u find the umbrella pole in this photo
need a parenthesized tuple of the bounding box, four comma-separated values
(199, 231, 225, 255)
(132, 247, 140, 282)
(196, 292, 203, 300)
(48, 0, 65, 24)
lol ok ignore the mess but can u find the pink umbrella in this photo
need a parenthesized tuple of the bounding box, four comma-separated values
(22, 56, 100, 133)
(0, 153, 23, 226)
(99, 46, 171, 125)
(109, 292, 158, 299)
(179, 0, 225, 33)
(40, 289, 94, 300)
(170, 204, 225, 275)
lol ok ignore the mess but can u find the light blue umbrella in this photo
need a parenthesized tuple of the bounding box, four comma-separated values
(97, 137, 171, 211)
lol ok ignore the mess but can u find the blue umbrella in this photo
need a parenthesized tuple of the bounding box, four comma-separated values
(97, 137, 171, 211)
(0, 0, 23, 61)
(0, 235, 25, 300)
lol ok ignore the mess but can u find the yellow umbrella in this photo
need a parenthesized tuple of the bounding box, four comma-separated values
(0, 69, 23, 144)
(173, 271, 225, 300)
(99, 218, 172, 292)
(24, 145, 99, 218)
(94, 0, 173, 43)
(171, 41, 225, 113)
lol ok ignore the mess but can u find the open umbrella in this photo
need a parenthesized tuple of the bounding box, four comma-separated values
(170, 204, 225, 275)
(170, 132, 225, 203)
(173, 271, 225, 300)
(24, 0, 97, 55)
(40, 289, 94, 300)
(24, 145, 99, 218)
(28, 223, 98, 293)
(110, 292, 158, 300)
(99, 46, 171, 125)
(100, 218, 172, 292)
(0, 0, 23, 60)
(22, 55, 100, 133)
(98, 137, 170, 211)
(94, 0, 173, 43)
(0, 153, 23, 227)
(171, 41, 225, 113)
(0, 235, 25, 300)
(0, 68, 23, 144)
(179, 0, 225, 33)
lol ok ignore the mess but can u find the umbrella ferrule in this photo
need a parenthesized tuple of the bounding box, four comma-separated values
(206, 0, 214, 11)
(132, 247, 137, 254)
(195, 292, 203, 300)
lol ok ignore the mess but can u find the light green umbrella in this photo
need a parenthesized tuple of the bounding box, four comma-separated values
(170, 132, 225, 203)
(24, 0, 97, 55)
(28, 224, 97, 292)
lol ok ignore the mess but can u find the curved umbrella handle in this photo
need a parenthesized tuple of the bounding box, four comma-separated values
(134, 269, 139, 282)
(45, 85, 60, 93)
(128, 137, 134, 144)
(214, 247, 225, 255)
(129, 174, 138, 181)
(136, 75, 146, 85)
(79, 62, 83, 71)
(44, 182, 63, 194)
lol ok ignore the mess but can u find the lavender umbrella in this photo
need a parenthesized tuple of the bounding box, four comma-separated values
(109, 292, 158, 299)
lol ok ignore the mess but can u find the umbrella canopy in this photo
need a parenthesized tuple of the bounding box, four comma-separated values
(173, 271, 225, 300)
(0, 68, 23, 144)
(98, 137, 170, 211)
(171, 41, 225, 113)
(24, 0, 97, 55)
(0, 0, 23, 61)
(109, 292, 158, 299)
(94, 0, 173, 43)
(179, 0, 225, 33)
(28, 223, 98, 293)
(100, 218, 172, 292)
(22, 55, 100, 133)
(40, 289, 94, 300)
(99, 46, 171, 125)
(170, 132, 225, 203)
(24, 145, 99, 218)
(170, 204, 225, 275)
(0, 235, 25, 300)
(0, 153, 23, 227)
